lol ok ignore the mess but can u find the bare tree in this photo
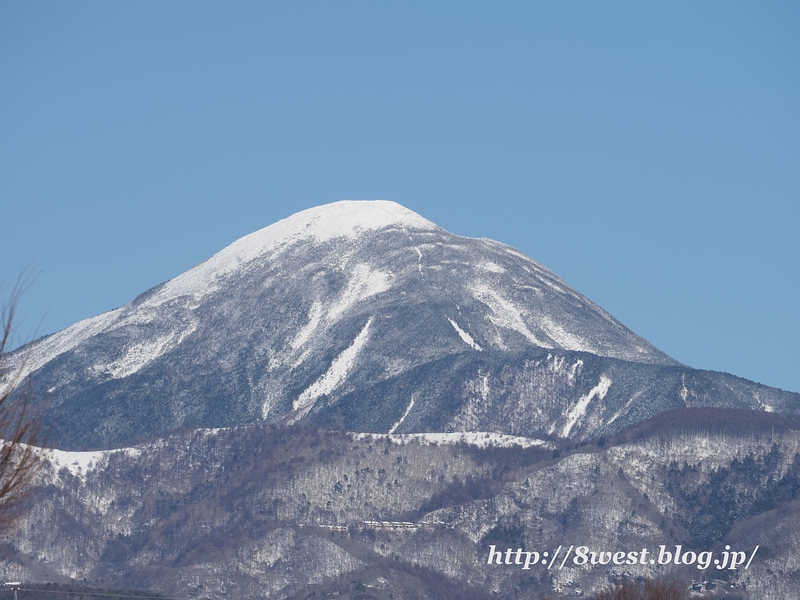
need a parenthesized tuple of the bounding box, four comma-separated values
(592, 578, 690, 600)
(0, 273, 46, 533)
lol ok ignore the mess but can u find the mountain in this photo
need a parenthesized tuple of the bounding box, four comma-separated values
(4, 200, 800, 599)
(13, 200, 799, 450)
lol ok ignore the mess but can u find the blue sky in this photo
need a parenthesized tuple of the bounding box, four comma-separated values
(1, 2, 798, 392)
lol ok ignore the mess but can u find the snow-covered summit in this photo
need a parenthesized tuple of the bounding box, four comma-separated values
(152, 200, 439, 306)
(274, 199, 440, 242)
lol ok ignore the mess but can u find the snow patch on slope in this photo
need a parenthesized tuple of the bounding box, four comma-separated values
(389, 396, 416, 433)
(448, 318, 482, 351)
(471, 283, 550, 348)
(560, 376, 612, 437)
(328, 264, 392, 322)
(288, 265, 391, 370)
(293, 317, 374, 416)
(607, 390, 644, 426)
(45, 449, 108, 478)
(539, 316, 592, 354)
(43, 446, 143, 480)
(354, 431, 551, 449)
(478, 261, 505, 273)
(92, 321, 197, 380)
(291, 301, 324, 350)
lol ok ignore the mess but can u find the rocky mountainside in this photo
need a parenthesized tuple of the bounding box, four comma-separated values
(10, 201, 799, 449)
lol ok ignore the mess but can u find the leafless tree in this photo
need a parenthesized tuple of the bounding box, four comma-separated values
(592, 578, 690, 600)
(0, 273, 46, 533)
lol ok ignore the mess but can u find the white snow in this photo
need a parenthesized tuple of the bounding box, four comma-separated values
(502, 246, 536, 263)
(327, 264, 392, 323)
(43, 445, 142, 479)
(606, 390, 643, 426)
(293, 317, 374, 416)
(149, 200, 436, 307)
(545, 354, 583, 384)
(291, 301, 324, 350)
(389, 396, 416, 434)
(92, 321, 197, 380)
(751, 391, 775, 413)
(7, 309, 123, 386)
(567, 359, 583, 384)
(478, 261, 505, 273)
(354, 431, 551, 449)
(560, 375, 612, 437)
(44, 448, 108, 477)
(447, 318, 482, 351)
(471, 283, 550, 348)
(288, 265, 391, 371)
(414, 246, 423, 273)
(399, 225, 424, 274)
(539, 316, 591, 354)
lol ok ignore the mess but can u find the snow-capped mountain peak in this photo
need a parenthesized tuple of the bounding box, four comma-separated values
(17, 199, 797, 450)
(150, 200, 441, 307)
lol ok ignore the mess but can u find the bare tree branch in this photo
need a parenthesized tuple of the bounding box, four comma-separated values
(0, 270, 47, 533)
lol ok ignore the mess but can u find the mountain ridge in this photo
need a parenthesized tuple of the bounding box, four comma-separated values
(7, 408, 800, 599)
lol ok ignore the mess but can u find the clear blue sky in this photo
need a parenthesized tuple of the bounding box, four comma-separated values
(1, 2, 798, 393)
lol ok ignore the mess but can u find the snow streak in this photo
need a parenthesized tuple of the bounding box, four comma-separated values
(389, 396, 415, 434)
(561, 376, 612, 437)
(448, 318, 482, 351)
(293, 317, 374, 416)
